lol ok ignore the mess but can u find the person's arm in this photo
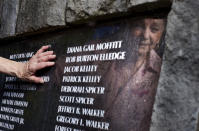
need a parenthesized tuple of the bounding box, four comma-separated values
(0, 45, 56, 83)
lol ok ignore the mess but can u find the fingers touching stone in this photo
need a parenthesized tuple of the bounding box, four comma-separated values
(20, 45, 56, 84)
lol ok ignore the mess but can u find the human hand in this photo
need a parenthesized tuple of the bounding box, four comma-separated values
(18, 45, 56, 83)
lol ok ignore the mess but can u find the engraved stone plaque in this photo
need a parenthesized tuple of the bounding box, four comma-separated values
(0, 16, 166, 131)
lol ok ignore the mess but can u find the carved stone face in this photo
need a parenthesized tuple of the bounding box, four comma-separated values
(132, 19, 165, 57)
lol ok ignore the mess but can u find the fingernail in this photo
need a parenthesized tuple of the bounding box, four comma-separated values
(41, 80, 44, 83)
(47, 45, 52, 48)
(51, 62, 55, 65)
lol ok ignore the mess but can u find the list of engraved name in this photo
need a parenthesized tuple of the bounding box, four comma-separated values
(55, 40, 126, 131)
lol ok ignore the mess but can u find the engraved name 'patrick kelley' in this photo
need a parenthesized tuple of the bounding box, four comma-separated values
(62, 75, 101, 83)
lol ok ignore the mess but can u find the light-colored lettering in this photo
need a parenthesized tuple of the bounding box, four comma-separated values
(57, 105, 75, 114)
(83, 44, 95, 52)
(96, 40, 122, 50)
(0, 106, 24, 115)
(67, 46, 82, 54)
(0, 121, 14, 130)
(82, 108, 105, 117)
(56, 115, 79, 125)
(86, 120, 109, 130)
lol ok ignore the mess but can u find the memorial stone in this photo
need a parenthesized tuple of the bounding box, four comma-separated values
(0, 14, 166, 131)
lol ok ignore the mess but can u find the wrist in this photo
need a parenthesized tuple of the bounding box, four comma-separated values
(16, 62, 28, 80)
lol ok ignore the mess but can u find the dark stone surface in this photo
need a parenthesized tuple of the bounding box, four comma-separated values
(0, 17, 166, 131)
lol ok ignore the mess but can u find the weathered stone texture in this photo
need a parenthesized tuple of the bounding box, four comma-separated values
(0, 0, 19, 38)
(65, 0, 127, 23)
(0, 0, 171, 37)
(16, 0, 67, 34)
(150, 0, 199, 131)
(65, 0, 168, 23)
(128, 0, 158, 6)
